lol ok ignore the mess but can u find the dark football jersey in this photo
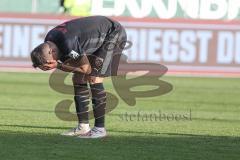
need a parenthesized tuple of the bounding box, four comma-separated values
(44, 16, 120, 62)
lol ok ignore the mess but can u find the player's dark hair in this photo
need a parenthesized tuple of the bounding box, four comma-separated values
(30, 43, 48, 68)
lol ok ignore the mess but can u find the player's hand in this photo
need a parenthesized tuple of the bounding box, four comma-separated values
(38, 65, 50, 71)
(43, 60, 58, 70)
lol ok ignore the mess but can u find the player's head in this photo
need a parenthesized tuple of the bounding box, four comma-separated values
(30, 41, 59, 68)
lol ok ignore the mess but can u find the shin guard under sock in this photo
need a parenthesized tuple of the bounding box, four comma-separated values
(90, 83, 107, 127)
(74, 84, 90, 124)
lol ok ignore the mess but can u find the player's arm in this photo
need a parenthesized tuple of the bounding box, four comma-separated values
(59, 55, 92, 74)
(44, 55, 92, 74)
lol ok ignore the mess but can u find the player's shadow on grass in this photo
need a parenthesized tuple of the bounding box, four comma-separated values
(0, 130, 239, 160)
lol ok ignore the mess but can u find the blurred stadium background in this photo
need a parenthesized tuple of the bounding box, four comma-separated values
(0, 1, 240, 160)
(0, 0, 240, 76)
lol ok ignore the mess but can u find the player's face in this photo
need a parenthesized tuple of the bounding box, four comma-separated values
(36, 45, 55, 71)
(37, 42, 60, 71)
(38, 65, 49, 71)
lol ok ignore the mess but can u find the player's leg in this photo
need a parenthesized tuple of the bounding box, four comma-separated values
(87, 25, 127, 131)
(78, 76, 107, 138)
(79, 23, 127, 138)
(61, 73, 91, 136)
(90, 77, 107, 129)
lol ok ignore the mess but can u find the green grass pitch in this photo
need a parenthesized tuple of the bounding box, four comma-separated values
(0, 72, 240, 160)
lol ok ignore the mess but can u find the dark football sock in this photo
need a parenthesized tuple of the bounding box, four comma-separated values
(90, 83, 107, 128)
(74, 83, 90, 124)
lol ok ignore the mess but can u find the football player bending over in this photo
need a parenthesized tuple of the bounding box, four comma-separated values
(30, 16, 127, 138)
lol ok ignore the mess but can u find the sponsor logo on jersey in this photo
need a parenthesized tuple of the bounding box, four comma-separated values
(69, 50, 80, 59)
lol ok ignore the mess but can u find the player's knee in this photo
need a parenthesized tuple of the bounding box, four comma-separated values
(79, 64, 92, 74)
(72, 73, 88, 84)
(88, 76, 104, 84)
